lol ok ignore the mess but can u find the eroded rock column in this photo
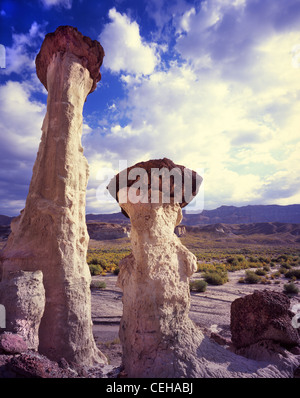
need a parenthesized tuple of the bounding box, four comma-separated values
(107, 158, 204, 377)
(0, 26, 106, 365)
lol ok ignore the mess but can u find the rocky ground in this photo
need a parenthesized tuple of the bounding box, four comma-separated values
(91, 269, 300, 367)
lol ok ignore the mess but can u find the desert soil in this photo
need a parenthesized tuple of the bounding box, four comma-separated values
(91, 270, 300, 367)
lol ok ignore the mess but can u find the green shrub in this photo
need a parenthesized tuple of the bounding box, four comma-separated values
(204, 271, 228, 285)
(226, 256, 239, 266)
(276, 254, 288, 262)
(248, 256, 258, 263)
(255, 268, 267, 276)
(90, 280, 106, 289)
(89, 257, 100, 265)
(189, 279, 208, 292)
(244, 270, 261, 284)
(285, 269, 300, 279)
(281, 262, 292, 270)
(279, 267, 289, 275)
(89, 264, 104, 276)
(258, 256, 270, 264)
(260, 277, 271, 285)
(283, 283, 299, 294)
(271, 271, 281, 279)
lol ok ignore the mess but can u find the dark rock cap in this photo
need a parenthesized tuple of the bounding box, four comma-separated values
(107, 157, 202, 218)
(35, 25, 104, 94)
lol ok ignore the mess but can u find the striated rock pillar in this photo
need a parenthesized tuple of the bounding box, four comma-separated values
(0, 26, 106, 365)
(117, 201, 202, 377)
(107, 158, 204, 377)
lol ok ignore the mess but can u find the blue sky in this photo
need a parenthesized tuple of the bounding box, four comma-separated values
(0, 0, 300, 216)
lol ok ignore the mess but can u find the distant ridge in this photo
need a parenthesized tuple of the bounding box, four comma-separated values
(1, 204, 300, 226)
(86, 204, 300, 225)
(86, 212, 130, 224)
(182, 204, 300, 225)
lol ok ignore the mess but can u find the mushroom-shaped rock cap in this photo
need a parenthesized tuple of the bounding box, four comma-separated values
(35, 25, 104, 94)
(107, 158, 202, 218)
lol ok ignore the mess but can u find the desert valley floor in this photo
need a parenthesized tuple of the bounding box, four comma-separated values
(89, 232, 300, 367)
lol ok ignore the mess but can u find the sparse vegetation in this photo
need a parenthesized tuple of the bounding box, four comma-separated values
(255, 268, 267, 276)
(204, 269, 228, 285)
(87, 247, 131, 275)
(86, 231, 300, 294)
(189, 279, 207, 292)
(283, 282, 299, 294)
(244, 270, 261, 284)
(285, 269, 300, 280)
(90, 280, 106, 289)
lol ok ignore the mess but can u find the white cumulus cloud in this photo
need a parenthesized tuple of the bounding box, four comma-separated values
(99, 8, 160, 75)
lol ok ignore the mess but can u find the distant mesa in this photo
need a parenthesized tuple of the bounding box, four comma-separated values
(87, 222, 130, 240)
(1, 204, 300, 243)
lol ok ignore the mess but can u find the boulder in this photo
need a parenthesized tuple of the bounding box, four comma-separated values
(230, 290, 300, 349)
(0, 332, 28, 354)
(0, 271, 45, 350)
(7, 352, 77, 378)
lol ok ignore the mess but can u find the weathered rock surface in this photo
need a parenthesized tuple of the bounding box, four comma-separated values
(0, 26, 106, 365)
(0, 271, 45, 350)
(0, 332, 28, 354)
(117, 201, 200, 378)
(230, 290, 300, 349)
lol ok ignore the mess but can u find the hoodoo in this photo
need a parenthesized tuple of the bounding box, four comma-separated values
(0, 26, 106, 365)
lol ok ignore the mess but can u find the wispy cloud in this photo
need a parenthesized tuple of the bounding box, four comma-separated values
(3, 22, 46, 78)
(40, 0, 72, 9)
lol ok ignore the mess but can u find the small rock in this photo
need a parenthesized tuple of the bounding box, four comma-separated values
(8, 352, 77, 378)
(210, 332, 231, 346)
(58, 357, 69, 369)
(0, 332, 28, 354)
